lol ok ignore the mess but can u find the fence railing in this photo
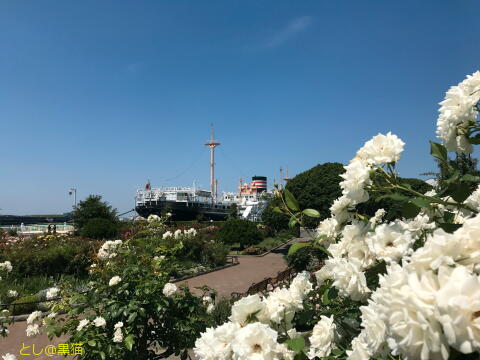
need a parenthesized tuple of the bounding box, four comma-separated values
(230, 267, 297, 300)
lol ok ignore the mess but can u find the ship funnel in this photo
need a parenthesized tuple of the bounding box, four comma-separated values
(252, 176, 267, 193)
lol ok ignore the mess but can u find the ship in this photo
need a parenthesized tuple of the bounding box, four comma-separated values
(135, 128, 271, 221)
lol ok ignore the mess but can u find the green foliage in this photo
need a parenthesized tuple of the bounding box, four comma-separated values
(358, 176, 433, 219)
(0, 235, 99, 278)
(262, 197, 291, 232)
(286, 245, 327, 271)
(72, 195, 117, 230)
(228, 203, 238, 219)
(80, 218, 118, 239)
(46, 241, 214, 360)
(209, 297, 232, 326)
(9, 294, 40, 315)
(216, 219, 263, 249)
(285, 162, 345, 227)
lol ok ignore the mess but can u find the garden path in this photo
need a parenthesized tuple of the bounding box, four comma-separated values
(0, 238, 308, 359)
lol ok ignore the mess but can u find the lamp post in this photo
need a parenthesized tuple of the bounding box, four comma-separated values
(69, 188, 77, 231)
(69, 188, 77, 209)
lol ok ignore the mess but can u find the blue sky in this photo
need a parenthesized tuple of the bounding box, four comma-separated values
(0, 1, 479, 215)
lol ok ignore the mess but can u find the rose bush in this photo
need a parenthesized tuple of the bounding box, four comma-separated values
(194, 71, 480, 360)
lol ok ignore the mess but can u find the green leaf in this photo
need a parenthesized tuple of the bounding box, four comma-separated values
(285, 337, 305, 353)
(288, 216, 298, 229)
(402, 201, 420, 219)
(272, 206, 283, 214)
(375, 193, 409, 202)
(124, 334, 135, 351)
(411, 197, 432, 209)
(100, 352, 106, 360)
(430, 141, 448, 162)
(332, 348, 344, 356)
(287, 242, 311, 256)
(469, 134, 480, 144)
(284, 189, 300, 212)
(449, 182, 471, 203)
(438, 223, 462, 233)
(87, 340, 96, 347)
(322, 287, 331, 305)
(302, 209, 320, 218)
(462, 174, 480, 182)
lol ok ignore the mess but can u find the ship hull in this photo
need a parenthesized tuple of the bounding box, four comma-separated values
(135, 200, 229, 221)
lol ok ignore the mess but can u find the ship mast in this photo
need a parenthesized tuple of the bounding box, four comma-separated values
(205, 125, 220, 202)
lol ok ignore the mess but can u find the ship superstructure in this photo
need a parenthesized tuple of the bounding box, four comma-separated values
(134, 128, 272, 221)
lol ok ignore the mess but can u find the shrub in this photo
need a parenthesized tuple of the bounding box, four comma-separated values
(72, 194, 117, 230)
(0, 236, 99, 278)
(203, 242, 229, 266)
(286, 245, 327, 272)
(80, 218, 118, 239)
(216, 219, 263, 249)
(9, 294, 40, 315)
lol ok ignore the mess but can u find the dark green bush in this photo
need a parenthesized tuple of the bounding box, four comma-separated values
(72, 194, 117, 230)
(9, 294, 40, 315)
(286, 246, 327, 272)
(216, 219, 263, 249)
(80, 218, 118, 239)
(203, 242, 229, 266)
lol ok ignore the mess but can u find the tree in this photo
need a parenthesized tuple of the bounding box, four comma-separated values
(228, 203, 238, 219)
(263, 162, 345, 230)
(72, 195, 118, 230)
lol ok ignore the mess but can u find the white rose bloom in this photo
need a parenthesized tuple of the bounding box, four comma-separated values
(366, 221, 413, 263)
(206, 303, 215, 314)
(231, 322, 293, 360)
(369, 208, 386, 225)
(378, 265, 449, 360)
(314, 264, 332, 286)
(162, 282, 177, 297)
(26, 323, 40, 337)
(162, 231, 173, 239)
(408, 229, 459, 272)
(230, 294, 265, 326)
(307, 315, 336, 359)
(113, 327, 124, 343)
(358, 300, 388, 357)
(76, 319, 90, 331)
(347, 336, 371, 360)
(46, 287, 60, 300)
(465, 185, 480, 214)
(316, 217, 340, 243)
(174, 229, 182, 239)
(93, 316, 106, 327)
(336, 221, 374, 269)
(435, 266, 480, 354)
(7, 290, 17, 298)
(109, 276, 122, 286)
(340, 160, 371, 204)
(262, 287, 303, 327)
(114, 321, 123, 329)
(0, 261, 12, 273)
(97, 240, 122, 260)
(289, 271, 313, 298)
(399, 213, 436, 239)
(330, 195, 354, 224)
(323, 258, 370, 301)
(437, 71, 480, 154)
(454, 213, 480, 266)
(2, 354, 17, 360)
(355, 132, 405, 165)
(26, 311, 42, 325)
(147, 214, 161, 223)
(194, 322, 240, 360)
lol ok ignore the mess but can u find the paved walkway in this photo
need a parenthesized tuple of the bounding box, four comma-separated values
(0, 238, 306, 359)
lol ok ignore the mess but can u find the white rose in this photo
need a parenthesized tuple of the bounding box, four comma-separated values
(162, 283, 177, 297)
(229, 294, 265, 326)
(93, 316, 106, 327)
(307, 315, 336, 359)
(194, 322, 239, 360)
(109, 276, 122, 286)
